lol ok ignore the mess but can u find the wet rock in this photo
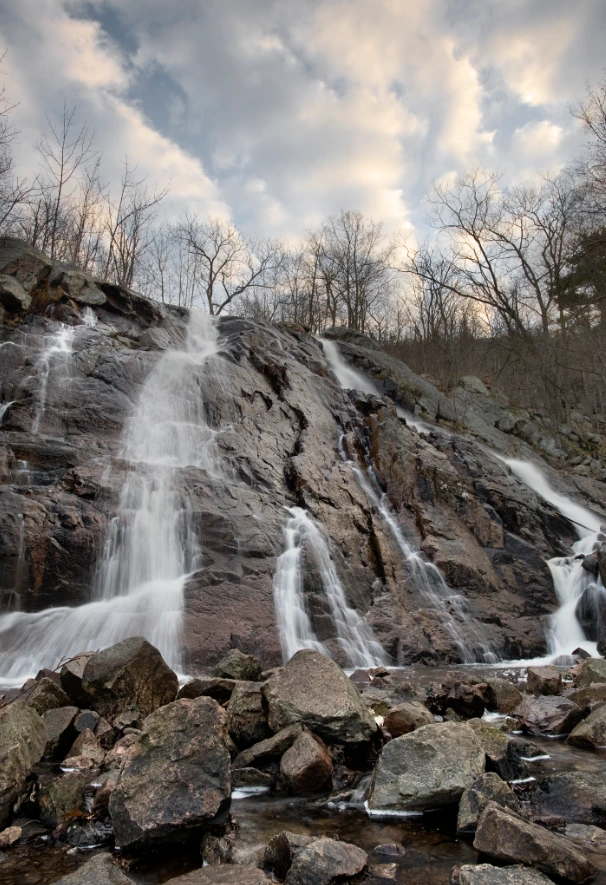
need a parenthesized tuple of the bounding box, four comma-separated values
(93, 772, 119, 812)
(526, 666, 562, 696)
(178, 678, 237, 704)
(232, 768, 275, 789)
(530, 772, 606, 825)
(577, 657, 606, 686)
(515, 696, 584, 736)
(109, 696, 231, 849)
(52, 852, 133, 885)
(285, 836, 367, 885)
(38, 771, 85, 828)
(567, 704, 606, 749)
(383, 701, 433, 737)
(564, 682, 606, 708)
(280, 731, 333, 793)
(214, 649, 263, 682)
(468, 719, 526, 780)
(0, 274, 31, 312)
(0, 702, 47, 827)
(263, 650, 377, 744)
(164, 868, 271, 884)
(458, 865, 555, 885)
(60, 653, 94, 706)
(65, 818, 113, 848)
(22, 678, 71, 715)
(457, 772, 523, 833)
(265, 831, 317, 879)
(0, 826, 21, 848)
(233, 723, 304, 769)
(226, 682, 271, 749)
(41, 706, 79, 760)
(565, 823, 606, 853)
(82, 637, 178, 718)
(473, 802, 596, 883)
(485, 679, 523, 714)
(68, 728, 105, 765)
(368, 722, 485, 813)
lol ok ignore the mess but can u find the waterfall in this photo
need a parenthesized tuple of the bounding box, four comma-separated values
(0, 311, 220, 682)
(31, 324, 75, 434)
(273, 506, 387, 667)
(320, 338, 379, 395)
(504, 458, 605, 656)
(0, 401, 13, 425)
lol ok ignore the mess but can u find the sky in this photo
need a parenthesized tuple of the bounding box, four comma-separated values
(0, 0, 604, 242)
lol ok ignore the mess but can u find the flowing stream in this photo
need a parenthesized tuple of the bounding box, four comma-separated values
(0, 311, 220, 682)
(504, 458, 605, 656)
(273, 506, 387, 667)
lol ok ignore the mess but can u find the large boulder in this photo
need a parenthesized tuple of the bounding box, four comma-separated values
(22, 677, 71, 715)
(567, 704, 606, 749)
(526, 666, 562, 696)
(82, 637, 178, 718)
(280, 731, 333, 793)
(577, 657, 606, 686)
(515, 696, 583, 736)
(458, 865, 557, 885)
(530, 772, 606, 825)
(262, 650, 377, 744)
(109, 696, 231, 849)
(213, 648, 263, 681)
(0, 274, 32, 312)
(468, 719, 526, 781)
(473, 802, 596, 884)
(0, 702, 47, 827)
(285, 837, 367, 885)
(367, 722, 485, 814)
(485, 679, 523, 714)
(52, 853, 133, 885)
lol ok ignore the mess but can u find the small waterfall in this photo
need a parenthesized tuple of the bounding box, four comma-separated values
(82, 307, 97, 328)
(0, 311, 220, 682)
(273, 506, 387, 667)
(320, 338, 379, 395)
(340, 438, 497, 663)
(32, 324, 75, 434)
(0, 401, 14, 425)
(505, 458, 605, 656)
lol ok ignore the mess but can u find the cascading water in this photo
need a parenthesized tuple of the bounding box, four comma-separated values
(0, 311, 220, 682)
(31, 324, 75, 434)
(504, 458, 605, 656)
(273, 506, 387, 667)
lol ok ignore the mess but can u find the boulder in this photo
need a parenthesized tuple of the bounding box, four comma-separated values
(368, 722, 485, 813)
(565, 823, 606, 853)
(515, 696, 584, 736)
(285, 837, 367, 885)
(383, 701, 433, 737)
(564, 682, 606, 708)
(60, 653, 94, 706)
(485, 679, 523, 714)
(233, 724, 304, 769)
(0, 702, 47, 827)
(0, 274, 31, 312)
(226, 682, 271, 749)
(458, 865, 556, 885)
(526, 666, 562, 696)
(68, 728, 105, 765)
(213, 648, 263, 682)
(265, 831, 317, 879)
(41, 706, 79, 760)
(178, 677, 237, 704)
(473, 802, 596, 883)
(577, 657, 606, 686)
(82, 637, 178, 718)
(109, 696, 231, 849)
(530, 772, 606, 825)
(38, 771, 86, 828)
(457, 772, 523, 833)
(160, 869, 271, 885)
(280, 731, 333, 793)
(468, 719, 526, 780)
(567, 704, 606, 749)
(52, 853, 133, 885)
(103, 733, 139, 771)
(22, 678, 71, 715)
(262, 650, 377, 744)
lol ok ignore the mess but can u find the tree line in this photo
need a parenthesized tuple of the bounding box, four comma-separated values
(1, 64, 605, 429)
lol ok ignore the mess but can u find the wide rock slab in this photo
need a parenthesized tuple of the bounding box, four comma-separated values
(458, 865, 555, 885)
(473, 802, 596, 884)
(0, 702, 47, 827)
(263, 650, 377, 744)
(82, 637, 178, 718)
(368, 721, 485, 813)
(109, 696, 231, 849)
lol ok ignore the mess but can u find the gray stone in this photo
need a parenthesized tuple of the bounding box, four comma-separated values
(515, 696, 583, 736)
(51, 853, 133, 885)
(285, 836, 367, 885)
(162, 868, 271, 885)
(22, 678, 70, 716)
(263, 650, 377, 744)
(41, 706, 79, 760)
(368, 722, 485, 813)
(60, 653, 94, 706)
(567, 704, 606, 749)
(38, 771, 86, 828)
(0, 274, 31, 311)
(468, 719, 526, 780)
(0, 702, 47, 827)
(178, 677, 237, 704)
(457, 772, 523, 833)
(577, 657, 606, 686)
(458, 865, 556, 885)
(530, 772, 606, 825)
(68, 728, 105, 765)
(265, 831, 317, 879)
(213, 648, 264, 681)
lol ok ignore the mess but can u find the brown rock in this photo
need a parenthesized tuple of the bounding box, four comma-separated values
(178, 677, 236, 704)
(213, 648, 263, 681)
(383, 701, 433, 737)
(280, 731, 333, 793)
(457, 772, 523, 833)
(233, 723, 304, 769)
(161, 868, 271, 884)
(22, 678, 71, 715)
(285, 836, 367, 885)
(226, 681, 271, 749)
(485, 679, 523, 714)
(526, 666, 562, 697)
(52, 852, 133, 885)
(60, 653, 94, 706)
(515, 696, 584, 736)
(265, 831, 317, 879)
(0, 825, 21, 847)
(68, 728, 105, 765)
(0, 702, 47, 827)
(41, 706, 79, 760)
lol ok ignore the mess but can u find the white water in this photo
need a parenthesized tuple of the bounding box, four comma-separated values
(505, 458, 605, 656)
(82, 307, 97, 328)
(273, 506, 387, 667)
(31, 324, 75, 434)
(0, 311, 220, 682)
(0, 401, 13, 425)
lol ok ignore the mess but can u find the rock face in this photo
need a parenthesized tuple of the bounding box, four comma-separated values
(82, 637, 178, 718)
(263, 651, 377, 744)
(2, 240, 605, 672)
(368, 722, 485, 813)
(109, 696, 231, 849)
(0, 702, 47, 827)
